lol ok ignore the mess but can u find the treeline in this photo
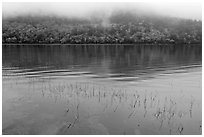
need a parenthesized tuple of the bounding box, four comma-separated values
(2, 12, 202, 44)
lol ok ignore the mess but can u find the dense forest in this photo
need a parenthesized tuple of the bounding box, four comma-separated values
(2, 11, 202, 44)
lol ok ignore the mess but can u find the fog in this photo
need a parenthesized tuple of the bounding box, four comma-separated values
(2, 2, 202, 20)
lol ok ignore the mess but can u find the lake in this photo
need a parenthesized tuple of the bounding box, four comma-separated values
(2, 44, 202, 135)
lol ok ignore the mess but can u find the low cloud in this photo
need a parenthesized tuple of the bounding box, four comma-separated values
(2, 2, 202, 20)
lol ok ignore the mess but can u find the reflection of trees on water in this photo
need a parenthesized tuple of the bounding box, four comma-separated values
(3, 45, 201, 75)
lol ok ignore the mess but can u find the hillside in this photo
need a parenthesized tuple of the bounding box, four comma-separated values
(2, 11, 202, 44)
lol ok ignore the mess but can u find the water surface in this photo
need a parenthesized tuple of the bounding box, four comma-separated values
(2, 44, 202, 135)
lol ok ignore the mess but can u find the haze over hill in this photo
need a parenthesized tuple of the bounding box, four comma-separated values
(2, 2, 202, 44)
(3, 2, 202, 20)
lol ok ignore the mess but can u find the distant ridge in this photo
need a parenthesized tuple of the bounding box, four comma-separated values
(2, 11, 202, 44)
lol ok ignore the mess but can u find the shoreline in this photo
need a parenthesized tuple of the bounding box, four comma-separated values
(2, 43, 201, 46)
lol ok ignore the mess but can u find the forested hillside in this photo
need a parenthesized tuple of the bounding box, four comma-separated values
(2, 11, 202, 44)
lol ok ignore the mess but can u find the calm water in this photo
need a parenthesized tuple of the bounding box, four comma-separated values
(2, 44, 202, 135)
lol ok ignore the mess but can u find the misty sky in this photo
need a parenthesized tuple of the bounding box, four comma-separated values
(2, 2, 202, 20)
